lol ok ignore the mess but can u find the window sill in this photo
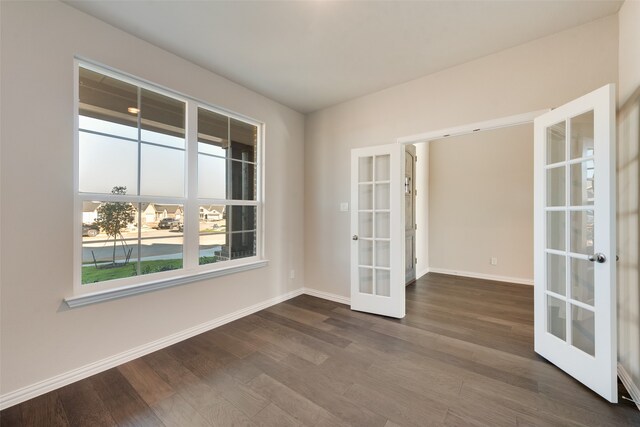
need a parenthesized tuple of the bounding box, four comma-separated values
(65, 260, 269, 308)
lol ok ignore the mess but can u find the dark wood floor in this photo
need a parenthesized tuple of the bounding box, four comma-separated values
(2, 273, 639, 426)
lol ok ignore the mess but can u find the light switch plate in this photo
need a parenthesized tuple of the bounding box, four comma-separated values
(340, 202, 349, 212)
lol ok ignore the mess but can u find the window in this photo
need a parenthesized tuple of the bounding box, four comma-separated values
(76, 62, 263, 295)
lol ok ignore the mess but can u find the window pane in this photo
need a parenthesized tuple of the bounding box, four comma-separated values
(227, 205, 257, 232)
(81, 199, 137, 285)
(140, 144, 185, 197)
(198, 154, 227, 199)
(79, 132, 138, 194)
(140, 237, 183, 275)
(230, 118, 257, 162)
(547, 295, 566, 341)
(231, 231, 256, 260)
(229, 160, 257, 201)
(198, 108, 228, 153)
(141, 88, 185, 149)
(139, 203, 184, 236)
(79, 67, 138, 138)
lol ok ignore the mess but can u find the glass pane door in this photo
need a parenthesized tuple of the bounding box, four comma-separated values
(544, 111, 596, 356)
(534, 84, 616, 403)
(357, 154, 391, 297)
(351, 143, 404, 318)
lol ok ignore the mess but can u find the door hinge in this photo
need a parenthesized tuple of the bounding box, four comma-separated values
(415, 257, 418, 264)
(415, 224, 417, 230)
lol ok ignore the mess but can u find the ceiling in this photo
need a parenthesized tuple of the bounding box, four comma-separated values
(65, 1, 623, 114)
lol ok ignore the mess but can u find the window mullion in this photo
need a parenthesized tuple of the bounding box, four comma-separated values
(184, 101, 200, 270)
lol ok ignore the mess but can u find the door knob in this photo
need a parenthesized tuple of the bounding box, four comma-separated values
(352, 235, 358, 241)
(588, 253, 606, 263)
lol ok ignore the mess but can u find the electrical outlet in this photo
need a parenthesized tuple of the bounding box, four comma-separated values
(490, 257, 498, 266)
(340, 202, 349, 212)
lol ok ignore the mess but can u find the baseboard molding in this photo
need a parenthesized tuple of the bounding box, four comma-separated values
(428, 267, 534, 286)
(303, 287, 351, 305)
(416, 268, 430, 280)
(618, 363, 640, 411)
(0, 287, 305, 411)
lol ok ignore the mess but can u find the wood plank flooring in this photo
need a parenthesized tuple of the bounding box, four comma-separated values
(2, 273, 639, 426)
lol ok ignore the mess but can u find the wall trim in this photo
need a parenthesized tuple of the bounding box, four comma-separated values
(0, 287, 304, 410)
(416, 268, 430, 280)
(303, 287, 351, 305)
(428, 267, 534, 286)
(618, 363, 640, 411)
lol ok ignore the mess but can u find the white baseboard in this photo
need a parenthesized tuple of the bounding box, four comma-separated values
(427, 267, 534, 286)
(618, 363, 640, 411)
(303, 287, 351, 305)
(0, 287, 305, 411)
(416, 268, 430, 280)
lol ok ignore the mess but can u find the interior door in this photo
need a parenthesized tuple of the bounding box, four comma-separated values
(405, 144, 417, 284)
(351, 143, 405, 318)
(534, 84, 617, 402)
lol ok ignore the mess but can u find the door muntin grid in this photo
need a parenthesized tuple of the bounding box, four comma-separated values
(544, 111, 596, 357)
(357, 154, 391, 297)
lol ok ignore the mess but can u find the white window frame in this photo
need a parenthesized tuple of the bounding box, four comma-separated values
(67, 59, 266, 307)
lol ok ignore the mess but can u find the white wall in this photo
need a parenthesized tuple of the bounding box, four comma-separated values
(428, 124, 533, 283)
(0, 1, 304, 399)
(305, 15, 618, 298)
(617, 0, 640, 402)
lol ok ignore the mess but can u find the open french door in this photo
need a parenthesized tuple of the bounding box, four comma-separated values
(351, 144, 405, 318)
(534, 84, 617, 402)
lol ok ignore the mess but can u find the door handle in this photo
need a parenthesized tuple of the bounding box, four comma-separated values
(352, 235, 358, 241)
(588, 253, 606, 263)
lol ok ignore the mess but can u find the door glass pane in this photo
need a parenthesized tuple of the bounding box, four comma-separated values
(570, 111, 594, 159)
(375, 269, 390, 297)
(359, 184, 373, 210)
(571, 258, 594, 306)
(546, 121, 565, 164)
(547, 295, 566, 341)
(375, 183, 390, 210)
(546, 211, 565, 251)
(570, 210, 594, 255)
(359, 267, 373, 294)
(375, 155, 390, 181)
(375, 241, 390, 268)
(359, 213, 373, 238)
(546, 167, 565, 207)
(570, 161, 594, 206)
(359, 156, 373, 182)
(546, 253, 566, 295)
(359, 240, 373, 266)
(375, 212, 390, 239)
(571, 305, 595, 356)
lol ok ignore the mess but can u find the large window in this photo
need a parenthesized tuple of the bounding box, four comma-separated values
(76, 63, 262, 293)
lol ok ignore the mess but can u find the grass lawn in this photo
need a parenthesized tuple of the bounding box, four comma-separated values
(82, 259, 183, 284)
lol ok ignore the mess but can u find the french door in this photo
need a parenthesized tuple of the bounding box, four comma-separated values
(350, 144, 404, 318)
(534, 84, 617, 402)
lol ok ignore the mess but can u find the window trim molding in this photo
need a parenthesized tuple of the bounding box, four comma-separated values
(65, 260, 269, 308)
(72, 58, 266, 300)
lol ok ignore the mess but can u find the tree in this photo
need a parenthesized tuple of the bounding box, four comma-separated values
(95, 186, 135, 267)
